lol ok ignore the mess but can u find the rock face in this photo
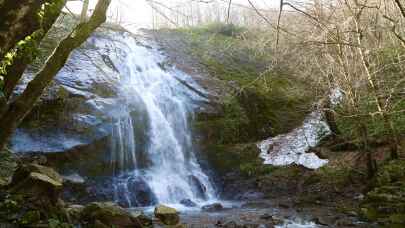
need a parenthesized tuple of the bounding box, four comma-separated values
(81, 202, 147, 228)
(126, 176, 158, 206)
(10, 28, 126, 177)
(154, 204, 180, 225)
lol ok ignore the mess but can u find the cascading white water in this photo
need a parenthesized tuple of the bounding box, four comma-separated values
(108, 35, 216, 208)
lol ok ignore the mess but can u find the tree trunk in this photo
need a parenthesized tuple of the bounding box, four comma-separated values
(80, 0, 90, 22)
(0, 0, 44, 59)
(324, 98, 340, 137)
(0, 0, 111, 150)
(354, 17, 400, 160)
(2, 0, 66, 99)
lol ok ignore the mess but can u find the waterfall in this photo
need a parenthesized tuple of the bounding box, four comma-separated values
(107, 34, 216, 208)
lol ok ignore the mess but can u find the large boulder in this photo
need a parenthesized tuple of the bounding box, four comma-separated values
(8, 164, 63, 204)
(81, 202, 147, 228)
(154, 204, 180, 225)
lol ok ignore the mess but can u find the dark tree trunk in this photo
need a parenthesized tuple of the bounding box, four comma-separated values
(0, 0, 111, 150)
(2, 0, 66, 99)
(0, 0, 44, 59)
(324, 98, 340, 137)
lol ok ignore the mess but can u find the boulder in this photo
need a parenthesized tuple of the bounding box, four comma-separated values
(154, 204, 180, 225)
(8, 164, 63, 204)
(130, 211, 153, 227)
(180, 199, 197, 207)
(81, 202, 145, 228)
(66, 204, 85, 222)
(10, 164, 63, 186)
(201, 203, 223, 212)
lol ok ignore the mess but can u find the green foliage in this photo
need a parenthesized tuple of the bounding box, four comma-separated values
(48, 218, 74, 228)
(375, 160, 405, 186)
(334, 46, 405, 144)
(180, 22, 245, 37)
(316, 166, 354, 188)
(0, 0, 66, 85)
(180, 24, 315, 138)
(239, 162, 276, 178)
(360, 160, 405, 225)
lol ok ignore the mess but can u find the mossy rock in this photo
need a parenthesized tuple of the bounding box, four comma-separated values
(10, 163, 63, 186)
(154, 204, 179, 225)
(19, 210, 41, 226)
(81, 202, 145, 228)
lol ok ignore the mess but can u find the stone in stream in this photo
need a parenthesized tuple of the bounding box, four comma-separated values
(180, 199, 197, 207)
(81, 202, 147, 228)
(154, 204, 180, 225)
(201, 203, 224, 212)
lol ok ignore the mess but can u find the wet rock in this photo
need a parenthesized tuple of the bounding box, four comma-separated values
(335, 218, 355, 226)
(63, 173, 85, 184)
(277, 202, 291, 209)
(66, 204, 84, 222)
(127, 176, 158, 206)
(222, 221, 243, 228)
(240, 191, 265, 200)
(188, 175, 207, 199)
(259, 214, 283, 226)
(81, 202, 144, 228)
(221, 221, 265, 228)
(154, 204, 180, 225)
(130, 211, 153, 227)
(180, 199, 197, 207)
(259, 213, 273, 220)
(311, 216, 335, 226)
(202, 203, 223, 212)
(241, 201, 271, 209)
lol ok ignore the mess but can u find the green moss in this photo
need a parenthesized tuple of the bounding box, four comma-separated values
(316, 166, 353, 188)
(360, 160, 405, 225)
(20, 210, 41, 226)
(202, 143, 262, 176)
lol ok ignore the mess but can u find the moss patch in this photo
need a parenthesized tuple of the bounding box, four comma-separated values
(360, 160, 405, 225)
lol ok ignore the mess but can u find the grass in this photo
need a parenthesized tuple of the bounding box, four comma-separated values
(173, 23, 316, 139)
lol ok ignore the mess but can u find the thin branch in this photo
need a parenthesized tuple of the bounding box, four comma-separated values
(226, 0, 232, 24)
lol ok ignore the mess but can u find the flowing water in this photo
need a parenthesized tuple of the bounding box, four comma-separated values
(107, 35, 216, 208)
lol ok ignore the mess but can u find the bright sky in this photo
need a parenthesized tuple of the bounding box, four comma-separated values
(66, 0, 281, 30)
